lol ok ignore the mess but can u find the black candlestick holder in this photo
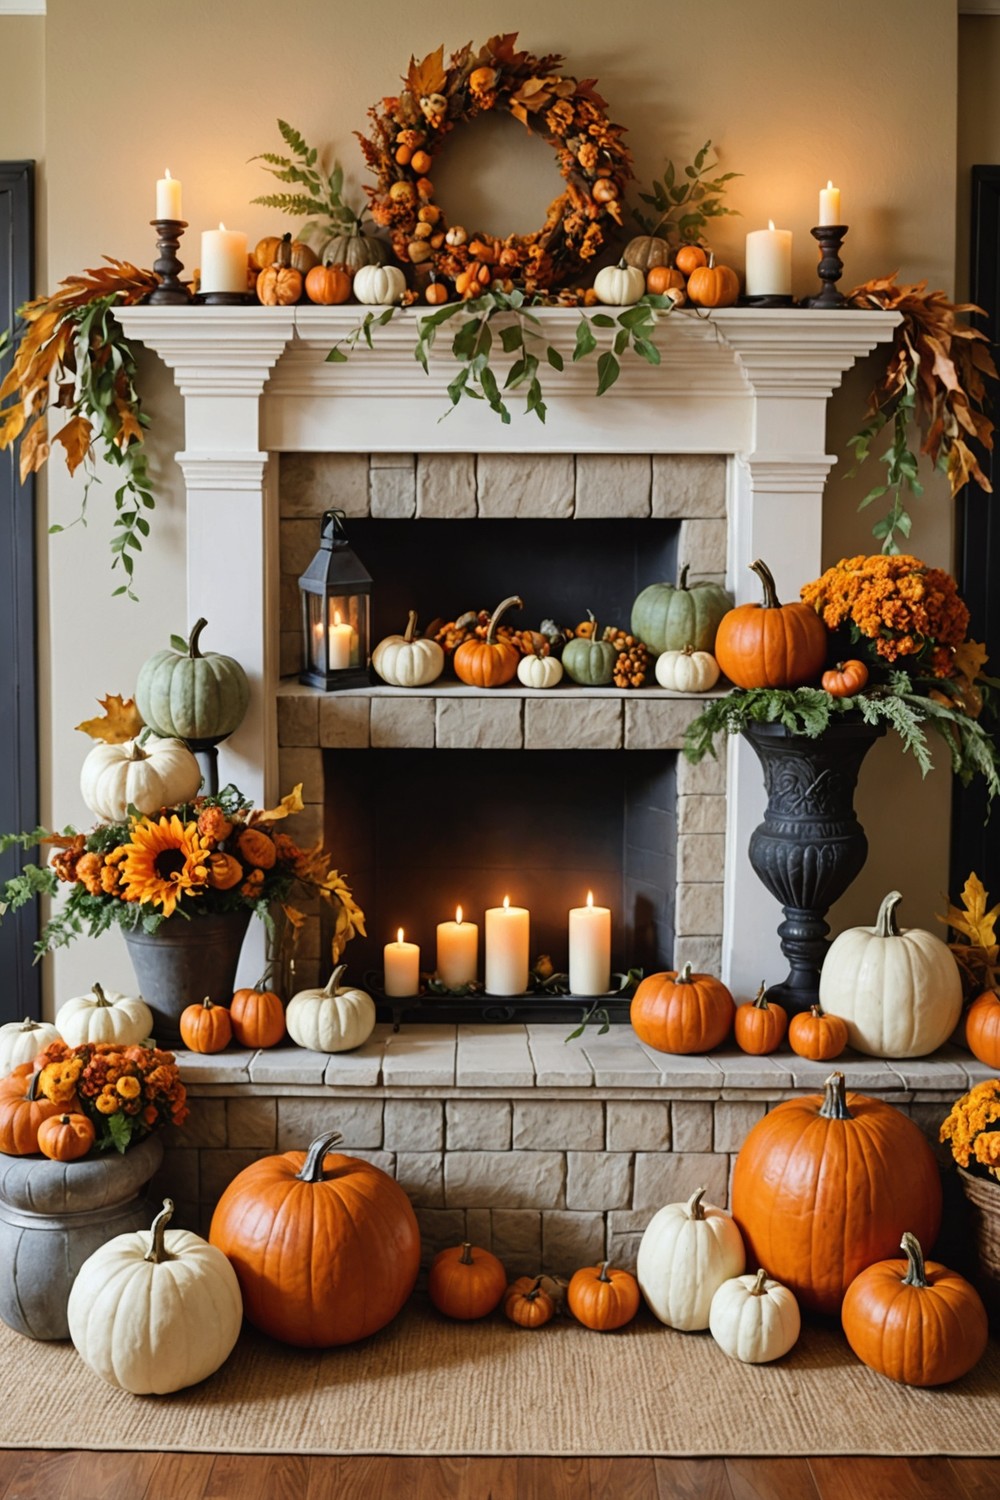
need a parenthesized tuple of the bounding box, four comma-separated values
(146, 219, 191, 305)
(803, 224, 848, 309)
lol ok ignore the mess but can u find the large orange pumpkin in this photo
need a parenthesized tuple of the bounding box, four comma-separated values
(209, 1129, 420, 1347)
(964, 990, 1000, 1068)
(731, 1071, 943, 1316)
(230, 982, 285, 1049)
(453, 595, 523, 688)
(0, 1065, 66, 1155)
(714, 559, 828, 689)
(630, 962, 735, 1054)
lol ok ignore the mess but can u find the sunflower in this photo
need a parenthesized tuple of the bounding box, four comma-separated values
(116, 814, 210, 917)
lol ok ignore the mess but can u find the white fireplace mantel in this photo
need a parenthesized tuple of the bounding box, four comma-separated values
(117, 302, 899, 995)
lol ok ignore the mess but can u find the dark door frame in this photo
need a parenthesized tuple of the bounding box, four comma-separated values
(0, 161, 39, 1020)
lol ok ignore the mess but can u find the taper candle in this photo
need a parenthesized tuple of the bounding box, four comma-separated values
(818, 181, 842, 226)
(155, 169, 182, 220)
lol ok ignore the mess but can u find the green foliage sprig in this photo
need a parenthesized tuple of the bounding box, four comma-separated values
(251, 119, 362, 246)
(634, 140, 741, 246)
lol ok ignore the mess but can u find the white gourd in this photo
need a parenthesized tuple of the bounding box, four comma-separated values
(372, 611, 445, 687)
(0, 1017, 62, 1077)
(637, 1186, 746, 1330)
(285, 966, 377, 1054)
(708, 1268, 801, 1364)
(68, 1199, 243, 1394)
(655, 646, 721, 693)
(818, 890, 963, 1058)
(517, 653, 564, 690)
(353, 264, 406, 305)
(80, 734, 202, 823)
(593, 259, 645, 307)
(55, 983, 153, 1047)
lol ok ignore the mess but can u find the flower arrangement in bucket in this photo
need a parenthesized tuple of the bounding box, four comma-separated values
(33, 1041, 187, 1154)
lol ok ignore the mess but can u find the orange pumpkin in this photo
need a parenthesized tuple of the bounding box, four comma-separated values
(0, 1065, 65, 1155)
(179, 996, 233, 1055)
(734, 984, 788, 1056)
(842, 1232, 988, 1387)
(256, 265, 303, 306)
(646, 265, 685, 296)
(504, 1276, 555, 1328)
(714, 559, 828, 690)
(731, 1071, 943, 1316)
(209, 1129, 420, 1347)
(822, 659, 869, 698)
(674, 244, 708, 275)
(425, 275, 449, 306)
(630, 962, 735, 1054)
(230, 981, 285, 1049)
(788, 1003, 849, 1062)
(963, 990, 1000, 1068)
(453, 595, 523, 688)
(427, 1242, 507, 1320)
(686, 256, 740, 308)
(304, 263, 353, 305)
(567, 1261, 640, 1331)
(36, 1111, 96, 1163)
(252, 234, 318, 274)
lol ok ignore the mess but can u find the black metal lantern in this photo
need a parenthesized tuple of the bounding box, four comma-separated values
(298, 509, 372, 690)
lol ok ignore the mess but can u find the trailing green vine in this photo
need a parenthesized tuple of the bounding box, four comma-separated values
(633, 139, 741, 245)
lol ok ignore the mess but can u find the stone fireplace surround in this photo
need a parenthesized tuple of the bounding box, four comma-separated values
(115, 302, 953, 1272)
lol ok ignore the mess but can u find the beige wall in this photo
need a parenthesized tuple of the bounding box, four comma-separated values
(1, 1, 982, 1005)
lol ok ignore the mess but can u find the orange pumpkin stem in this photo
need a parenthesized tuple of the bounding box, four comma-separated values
(297, 1130, 345, 1183)
(686, 1186, 708, 1220)
(750, 1268, 770, 1297)
(403, 610, 419, 644)
(187, 618, 208, 659)
(875, 891, 904, 939)
(596, 1260, 613, 1283)
(899, 1231, 928, 1289)
(144, 1198, 175, 1265)
(486, 595, 524, 645)
(675, 962, 695, 985)
(749, 559, 782, 609)
(459, 1242, 475, 1266)
(753, 982, 771, 1010)
(523, 1276, 545, 1302)
(819, 1071, 854, 1121)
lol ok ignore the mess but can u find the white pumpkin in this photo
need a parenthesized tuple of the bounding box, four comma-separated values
(68, 1198, 243, 1394)
(353, 263, 406, 305)
(708, 1268, 801, 1364)
(373, 610, 445, 688)
(517, 653, 564, 690)
(818, 890, 963, 1058)
(56, 983, 153, 1047)
(80, 734, 202, 823)
(593, 259, 645, 307)
(637, 1186, 746, 1331)
(655, 646, 721, 693)
(0, 1017, 62, 1077)
(285, 965, 377, 1054)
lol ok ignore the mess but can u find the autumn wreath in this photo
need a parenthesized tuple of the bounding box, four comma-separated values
(356, 34, 633, 295)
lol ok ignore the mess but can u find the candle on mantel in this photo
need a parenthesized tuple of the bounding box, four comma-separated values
(436, 905, 479, 989)
(200, 223, 248, 293)
(155, 169, 182, 221)
(744, 220, 792, 297)
(818, 181, 842, 226)
(328, 609, 353, 670)
(568, 890, 612, 997)
(384, 927, 420, 997)
(485, 896, 530, 996)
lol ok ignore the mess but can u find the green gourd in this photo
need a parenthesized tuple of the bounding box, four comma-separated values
(135, 618, 250, 742)
(631, 565, 733, 657)
(562, 629, 617, 686)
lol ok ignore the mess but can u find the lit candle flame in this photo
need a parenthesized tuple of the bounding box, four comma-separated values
(333, 609, 343, 626)
(586, 890, 594, 908)
(397, 927, 404, 944)
(826, 179, 834, 190)
(503, 895, 510, 911)
(218, 222, 227, 231)
(767, 218, 776, 231)
(456, 905, 463, 925)
(164, 168, 173, 180)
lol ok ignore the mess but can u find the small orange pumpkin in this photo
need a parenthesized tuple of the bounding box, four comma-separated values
(504, 1276, 555, 1329)
(256, 265, 303, 307)
(0, 1065, 65, 1155)
(453, 596, 523, 688)
(179, 996, 233, 1055)
(428, 1242, 507, 1320)
(674, 244, 708, 276)
(964, 990, 1000, 1068)
(630, 962, 735, 1054)
(36, 1111, 96, 1162)
(822, 659, 869, 698)
(714, 559, 829, 690)
(646, 265, 685, 296)
(734, 983, 788, 1056)
(686, 254, 740, 308)
(230, 981, 285, 1049)
(304, 263, 353, 306)
(788, 1003, 849, 1062)
(425, 275, 449, 306)
(567, 1261, 640, 1331)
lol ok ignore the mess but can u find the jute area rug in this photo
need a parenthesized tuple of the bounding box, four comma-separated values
(2, 1298, 999, 1457)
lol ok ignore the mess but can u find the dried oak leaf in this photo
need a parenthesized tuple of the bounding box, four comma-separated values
(75, 693, 144, 743)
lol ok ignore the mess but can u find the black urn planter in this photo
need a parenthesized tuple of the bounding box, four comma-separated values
(743, 716, 885, 1015)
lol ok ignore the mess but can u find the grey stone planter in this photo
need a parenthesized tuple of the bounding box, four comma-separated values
(122, 908, 251, 1046)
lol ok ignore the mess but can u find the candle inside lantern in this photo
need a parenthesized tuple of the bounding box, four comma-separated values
(568, 890, 612, 997)
(436, 905, 479, 988)
(745, 220, 792, 297)
(384, 927, 420, 997)
(155, 169, 182, 221)
(818, 181, 842, 226)
(199, 223, 248, 294)
(328, 609, 353, 671)
(485, 896, 530, 996)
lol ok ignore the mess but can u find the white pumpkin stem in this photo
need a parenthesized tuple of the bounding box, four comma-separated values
(875, 891, 904, 938)
(18, 1018, 41, 1032)
(298, 1130, 345, 1182)
(749, 1268, 770, 1297)
(459, 1242, 475, 1266)
(486, 595, 524, 645)
(187, 618, 208, 659)
(686, 1187, 708, 1220)
(403, 610, 419, 643)
(91, 982, 111, 1008)
(900, 1232, 928, 1288)
(145, 1199, 175, 1264)
(819, 1071, 854, 1120)
(323, 965, 348, 996)
(125, 740, 148, 763)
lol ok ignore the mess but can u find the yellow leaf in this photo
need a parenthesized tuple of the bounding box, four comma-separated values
(75, 693, 145, 744)
(939, 872, 1000, 950)
(954, 639, 989, 683)
(280, 903, 307, 931)
(255, 783, 305, 824)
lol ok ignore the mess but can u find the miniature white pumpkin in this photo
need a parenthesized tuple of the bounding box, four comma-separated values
(285, 965, 377, 1054)
(353, 263, 406, 305)
(68, 1198, 243, 1394)
(517, 652, 564, 690)
(818, 890, 963, 1058)
(80, 734, 201, 823)
(593, 259, 645, 307)
(55, 983, 153, 1047)
(0, 1017, 62, 1077)
(372, 610, 445, 687)
(708, 1268, 801, 1364)
(637, 1186, 746, 1330)
(655, 645, 721, 693)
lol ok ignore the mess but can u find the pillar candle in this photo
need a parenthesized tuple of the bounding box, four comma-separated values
(745, 221, 792, 297)
(384, 928, 420, 997)
(568, 891, 612, 997)
(200, 223, 248, 293)
(436, 906, 479, 988)
(328, 609, 353, 670)
(155, 169, 182, 220)
(818, 181, 842, 226)
(485, 896, 530, 996)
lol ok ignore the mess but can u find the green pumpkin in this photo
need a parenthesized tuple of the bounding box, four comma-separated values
(322, 220, 391, 272)
(135, 618, 250, 743)
(631, 565, 733, 656)
(561, 632, 618, 686)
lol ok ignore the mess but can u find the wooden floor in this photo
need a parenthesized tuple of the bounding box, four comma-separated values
(0, 1453, 996, 1499)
